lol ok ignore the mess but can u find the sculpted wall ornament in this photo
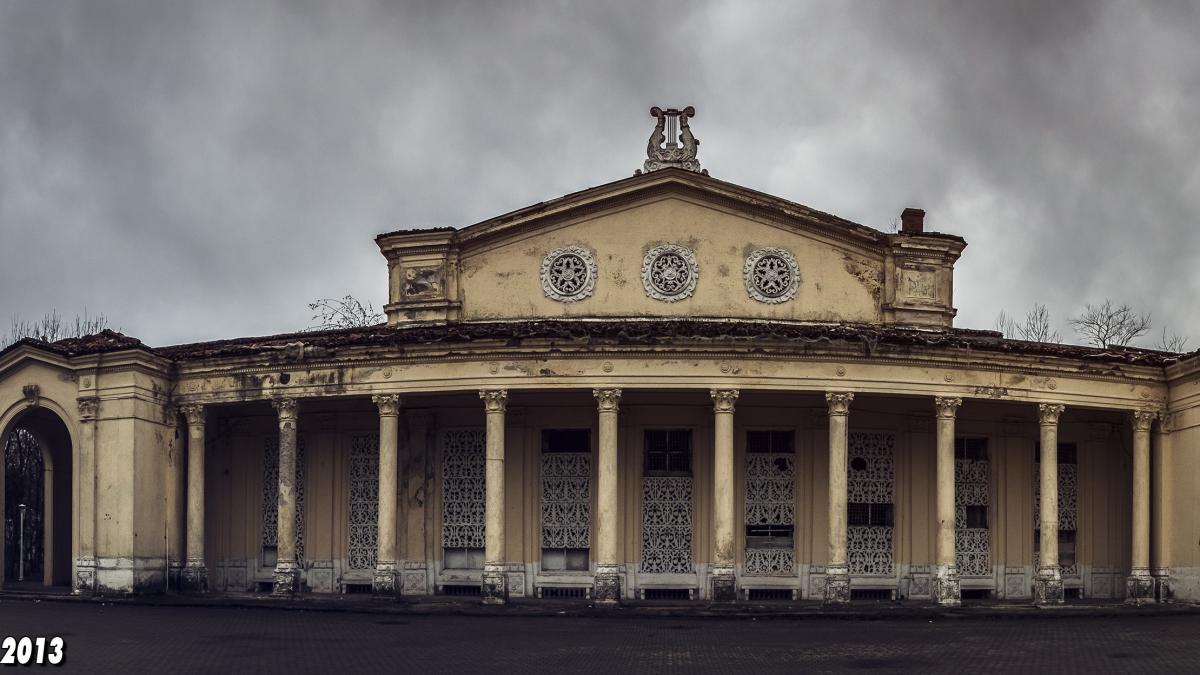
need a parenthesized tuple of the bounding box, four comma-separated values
(641, 106, 706, 174)
(540, 246, 597, 303)
(1132, 409, 1158, 432)
(593, 388, 622, 413)
(744, 248, 799, 303)
(77, 397, 99, 421)
(641, 244, 698, 302)
(711, 389, 739, 413)
(1037, 403, 1065, 426)
(825, 392, 854, 416)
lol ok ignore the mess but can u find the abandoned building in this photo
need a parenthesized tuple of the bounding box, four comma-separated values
(1, 106, 1195, 606)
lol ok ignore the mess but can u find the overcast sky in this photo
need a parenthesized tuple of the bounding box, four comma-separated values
(2, 1, 1198, 348)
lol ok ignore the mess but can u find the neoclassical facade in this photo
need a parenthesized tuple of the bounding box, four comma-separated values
(1, 107, 1196, 606)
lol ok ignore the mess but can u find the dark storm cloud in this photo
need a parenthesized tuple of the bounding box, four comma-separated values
(1, 1, 1197, 346)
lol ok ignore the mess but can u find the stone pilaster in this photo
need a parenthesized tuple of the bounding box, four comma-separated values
(74, 396, 100, 596)
(593, 388, 622, 604)
(272, 398, 301, 596)
(180, 404, 208, 593)
(480, 390, 508, 605)
(1127, 409, 1156, 605)
(933, 396, 962, 606)
(824, 392, 853, 605)
(1034, 403, 1065, 605)
(372, 394, 401, 596)
(710, 389, 739, 603)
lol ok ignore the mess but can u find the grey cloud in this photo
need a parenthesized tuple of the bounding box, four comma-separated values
(1, 1, 1197, 346)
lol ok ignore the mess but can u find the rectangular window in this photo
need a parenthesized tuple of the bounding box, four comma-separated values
(746, 430, 795, 454)
(644, 430, 692, 475)
(848, 502, 894, 527)
(954, 437, 989, 461)
(541, 429, 591, 572)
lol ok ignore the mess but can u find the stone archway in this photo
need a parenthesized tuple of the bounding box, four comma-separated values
(2, 406, 73, 587)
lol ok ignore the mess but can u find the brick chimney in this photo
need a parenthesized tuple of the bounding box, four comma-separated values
(900, 207, 925, 234)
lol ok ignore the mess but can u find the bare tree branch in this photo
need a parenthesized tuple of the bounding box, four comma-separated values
(994, 304, 1061, 343)
(307, 295, 384, 331)
(1155, 326, 1190, 353)
(1068, 300, 1152, 347)
(4, 309, 113, 349)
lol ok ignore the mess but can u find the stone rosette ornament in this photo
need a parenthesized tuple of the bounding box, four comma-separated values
(744, 247, 799, 303)
(540, 245, 597, 302)
(641, 244, 698, 302)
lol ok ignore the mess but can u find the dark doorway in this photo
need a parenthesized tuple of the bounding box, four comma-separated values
(3, 407, 73, 587)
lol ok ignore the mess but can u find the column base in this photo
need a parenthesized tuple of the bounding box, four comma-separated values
(373, 563, 398, 596)
(272, 561, 301, 597)
(933, 565, 961, 607)
(181, 563, 209, 593)
(1033, 566, 1063, 605)
(1153, 569, 1172, 603)
(823, 566, 850, 605)
(481, 564, 508, 605)
(1126, 572, 1155, 605)
(710, 565, 737, 603)
(73, 557, 97, 596)
(593, 564, 621, 605)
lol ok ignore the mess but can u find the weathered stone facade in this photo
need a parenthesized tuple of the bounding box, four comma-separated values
(0, 110, 1195, 606)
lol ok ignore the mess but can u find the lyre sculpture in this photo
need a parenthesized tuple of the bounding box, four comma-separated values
(640, 106, 706, 175)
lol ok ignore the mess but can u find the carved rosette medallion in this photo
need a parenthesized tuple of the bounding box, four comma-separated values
(641, 244, 698, 302)
(540, 246, 597, 303)
(744, 247, 799, 304)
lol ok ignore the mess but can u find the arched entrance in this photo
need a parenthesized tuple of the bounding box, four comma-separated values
(2, 406, 73, 588)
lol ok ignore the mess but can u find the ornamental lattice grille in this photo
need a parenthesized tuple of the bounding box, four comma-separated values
(641, 476, 693, 574)
(1034, 461, 1079, 576)
(262, 436, 307, 562)
(541, 452, 591, 550)
(955, 457, 991, 577)
(348, 434, 379, 570)
(441, 429, 486, 551)
(744, 453, 795, 576)
(847, 432, 894, 576)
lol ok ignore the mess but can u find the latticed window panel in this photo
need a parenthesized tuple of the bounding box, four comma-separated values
(541, 452, 591, 550)
(1034, 458, 1080, 576)
(262, 436, 307, 562)
(847, 432, 894, 576)
(641, 476, 693, 574)
(348, 434, 379, 570)
(744, 452, 795, 576)
(955, 456, 991, 577)
(441, 429, 486, 552)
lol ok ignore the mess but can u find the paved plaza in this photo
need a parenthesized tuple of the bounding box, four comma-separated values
(0, 599, 1198, 673)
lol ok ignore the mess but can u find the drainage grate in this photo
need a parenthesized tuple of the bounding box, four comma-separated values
(441, 584, 481, 597)
(960, 588, 991, 600)
(343, 583, 373, 594)
(643, 588, 692, 601)
(850, 588, 893, 601)
(539, 586, 589, 599)
(747, 588, 794, 602)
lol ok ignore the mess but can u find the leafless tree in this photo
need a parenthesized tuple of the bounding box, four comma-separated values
(1154, 327, 1190, 353)
(3, 310, 112, 350)
(308, 295, 384, 330)
(994, 303, 1061, 343)
(1068, 300, 1152, 347)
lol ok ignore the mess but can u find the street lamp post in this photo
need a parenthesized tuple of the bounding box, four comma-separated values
(17, 503, 27, 582)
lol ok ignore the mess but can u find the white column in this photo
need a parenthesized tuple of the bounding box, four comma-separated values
(710, 389, 739, 602)
(1127, 409, 1156, 604)
(933, 396, 961, 606)
(1034, 402, 1064, 605)
(480, 389, 508, 604)
(74, 397, 100, 595)
(824, 392, 853, 604)
(272, 398, 301, 596)
(593, 388, 622, 604)
(180, 404, 208, 592)
(372, 395, 401, 595)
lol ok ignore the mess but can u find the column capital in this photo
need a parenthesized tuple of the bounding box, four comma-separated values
(710, 388, 739, 413)
(1132, 408, 1158, 432)
(480, 389, 507, 414)
(934, 396, 962, 419)
(372, 394, 402, 417)
(825, 391, 854, 416)
(1037, 403, 1065, 426)
(593, 388, 622, 413)
(179, 403, 206, 427)
(77, 396, 100, 421)
(272, 398, 299, 421)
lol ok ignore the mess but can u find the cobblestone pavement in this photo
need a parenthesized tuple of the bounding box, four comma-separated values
(1, 600, 1197, 674)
